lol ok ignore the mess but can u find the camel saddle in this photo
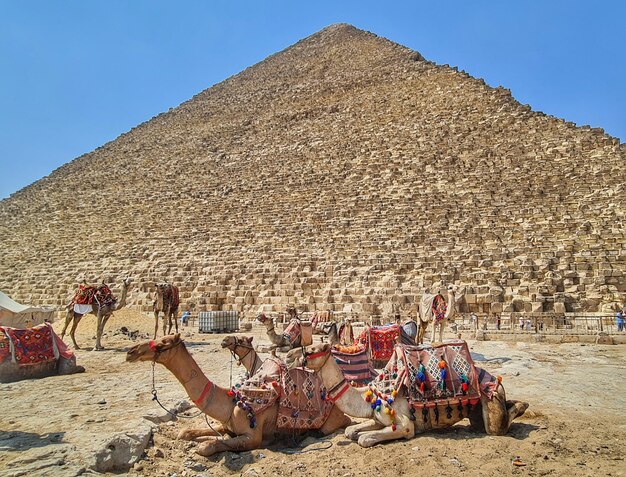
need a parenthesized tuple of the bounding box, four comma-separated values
(71, 283, 116, 307)
(372, 340, 498, 408)
(0, 323, 74, 366)
(355, 324, 414, 362)
(283, 319, 313, 347)
(236, 356, 333, 430)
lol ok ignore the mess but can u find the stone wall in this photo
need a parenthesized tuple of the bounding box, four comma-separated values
(0, 24, 624, 319)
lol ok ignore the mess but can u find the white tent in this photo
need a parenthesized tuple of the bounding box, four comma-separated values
(0, 291, 55, 328)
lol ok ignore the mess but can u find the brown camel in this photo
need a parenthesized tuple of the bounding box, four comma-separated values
(221, 335, 264, 376)
(153, 283, 180, 339)
(301, 342, 528, 448)
(61, 277, 132, 350)
(126, 334, 351, 457)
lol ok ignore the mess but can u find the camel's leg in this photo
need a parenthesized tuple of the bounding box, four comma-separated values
(173, 310, 179, 334)
(68, 314, 82, 349)
(164, 307, 170, 336)
(94, 313, 104, 350)
(320, 406, 352, 435)
(439, 319, 445, 342)
(356, 418, 414, 448)
(506, 400, 529, 423)
(100, 313, 113, 342)
(60, 310, 73, 338)
(431, 320, 437, 343)
(178, 427, 227, 441)
(345, 419, 384, 441)
(196, 432, 261, 457)
(153, 311, 159, 339)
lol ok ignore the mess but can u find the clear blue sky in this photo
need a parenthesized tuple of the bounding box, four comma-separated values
(1, 1, 624, 200)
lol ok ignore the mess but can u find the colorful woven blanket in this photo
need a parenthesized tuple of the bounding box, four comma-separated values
(72, 283, 116, 308)
(356, 324, 414, 361)
(0, 323, 73, 366)
(367, 341, 497, 409)
(283, 319, 302, 346)
(432, 295, 447, 322)
(332, 344, 377, 385)
(236, 356, 334, 430)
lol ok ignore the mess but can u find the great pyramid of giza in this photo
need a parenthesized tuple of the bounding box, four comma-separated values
(1, 24, 624, 319)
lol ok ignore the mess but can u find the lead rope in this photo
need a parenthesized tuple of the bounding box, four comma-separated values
(150, 360, 204, 419)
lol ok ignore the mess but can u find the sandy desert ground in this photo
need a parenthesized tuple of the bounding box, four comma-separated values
(1, 309, 625, 477)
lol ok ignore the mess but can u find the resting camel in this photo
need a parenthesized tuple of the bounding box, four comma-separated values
(301, 342, 528, 448)
(221, 335, 263, 376)
(153, 283, 180, 339)
(256, 313, 296, 349)
(61, 277, 132, 350)
(126, 334, 351, 457)
(417, 285, 457, 344)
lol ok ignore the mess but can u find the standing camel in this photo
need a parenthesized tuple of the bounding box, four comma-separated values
(153, 283, 180, 339)
(61, 277, 132, 350)
(301, 342, 528, 448)
(417, 285, 457, 344)
(126, 334, 350, 457)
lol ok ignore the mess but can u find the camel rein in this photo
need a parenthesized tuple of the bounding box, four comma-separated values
(149, 339, 206, 419)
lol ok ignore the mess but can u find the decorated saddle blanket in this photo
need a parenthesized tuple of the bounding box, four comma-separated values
(311, 310, 333, 329)
(338, 322, 354, 345)
(367, 340, 497, 409)
(282, 319, 312, 346)
(235, 357, 333, 430)
(356, 324, 414, 361)
(71, 283, 116, 308)
(332, 344, 378, 385)
(162, 285, 180, 308)
(0, 323, 74, 366)
(432, 295, 447, 322)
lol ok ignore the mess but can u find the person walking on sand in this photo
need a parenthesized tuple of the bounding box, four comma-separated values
(616, 310, 624, 333)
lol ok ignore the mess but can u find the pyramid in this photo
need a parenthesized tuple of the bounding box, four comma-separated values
(1, 24, 624, 319)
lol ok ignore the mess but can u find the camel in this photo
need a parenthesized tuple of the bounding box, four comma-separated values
(320, 321, 340, 345)
(301, 342, 529, 448)
(221, 335, 263, 376)
(417, 285, 457, 344)
(256, 313, 302, 349)
(61, 277, 132, 350)
(153, 283, 180, 339)
(126, 334, 351, 457)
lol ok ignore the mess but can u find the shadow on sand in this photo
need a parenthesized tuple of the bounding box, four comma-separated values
(0, 430, 66, 452)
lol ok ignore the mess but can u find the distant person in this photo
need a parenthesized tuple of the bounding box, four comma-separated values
(496, 315, 501, 330)
(470, 312, 477, 330)
(181, 311, 191, 326)
(518, 316, 524, 330)
(616, 310, 624, 332)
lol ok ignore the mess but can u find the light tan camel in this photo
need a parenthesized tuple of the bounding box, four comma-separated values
(256, 313, 293, 349)
(221, 335, 263, 376)
(126, 334, 351, 457)
(61, 277, 132, 350)
(417, 285, 457, 344)
(301, 342, 528, 448)
(153, 283, 180, 339)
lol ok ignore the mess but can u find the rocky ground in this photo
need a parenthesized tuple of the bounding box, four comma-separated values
(1, 309, 625, 477)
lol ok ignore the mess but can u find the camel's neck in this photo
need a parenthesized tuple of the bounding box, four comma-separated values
(115, 283, 130, 311)
(328, 325, 339, 345)
(445, 292, 455, 320)
(319, 355, 374, 419)
(233, 346, 263, 376)
(161, 346, 235, 423)
(264, 320, 283, 345)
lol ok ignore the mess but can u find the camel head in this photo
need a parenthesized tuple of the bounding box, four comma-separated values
(321, 322, 336, 334)
(126, 333, 183, 364)
(221, 335, 253, 352)
(256, 313, 270, 324)
(301, 342, 333, 371)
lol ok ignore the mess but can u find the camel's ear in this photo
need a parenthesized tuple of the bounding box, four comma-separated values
(245, 336, 253, 344)
(172, 333, 181, 343)
(321, 343, 331, 352)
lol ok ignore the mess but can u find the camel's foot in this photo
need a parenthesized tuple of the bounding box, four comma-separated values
(345, 424, 362, 441)
(357, 433, 385, 448)
(196, 438, 219, 457)
(92, 346, 105, 351)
